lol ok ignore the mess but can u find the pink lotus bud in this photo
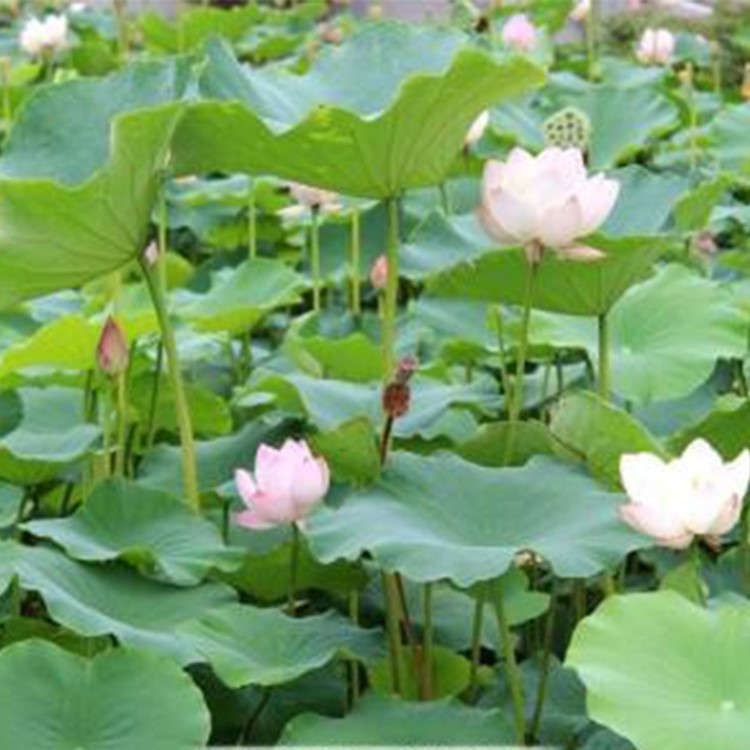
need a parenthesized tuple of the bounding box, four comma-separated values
(501, 14, 537, 54)
(636, 28, 675, 66)
(477, 147, 619, 264)
(234, 439, 330, 530)
(96, 316, 129, 377)
(619, 439, 750, 549)
(370, 254, 388, 291)
(464, 110, 490, 148)
(144, 241, 159, 266)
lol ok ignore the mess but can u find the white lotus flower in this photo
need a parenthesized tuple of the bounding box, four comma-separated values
(477, 146, 619, 264)
(19, 15, 68, 58)
(619, 439, 750, 549)
(636, 28, 675, 66)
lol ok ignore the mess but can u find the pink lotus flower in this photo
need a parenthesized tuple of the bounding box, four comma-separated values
(619, 439, 750, 549)
(234, 440, 330, 530)
(636, 28, 675, 66)
(477, 147, 619, 263)
(465, 110, 490, 148)
(501, 14, 537, 54)
(370, 254, 388, 290)
(96, 316, 129, 377)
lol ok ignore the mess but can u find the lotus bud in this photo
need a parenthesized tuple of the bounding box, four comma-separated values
(464, 110, 490, 148)
(370, 254, 388, 291)
(501, 14, 537, 53)
(636, 28, 675, 66)
(234, 439, 330, 530)
(96, 316, 129, 377)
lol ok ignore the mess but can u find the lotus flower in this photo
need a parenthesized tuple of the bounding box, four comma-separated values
(96, 316, 129, 377)
(636, 28, 675, 65)
(19, 15, 68, 57)
(477, 147, 619, 264)
(501, 14, 537, 53)
(234, 440, 330, 530)
(370, 254, 388, 290)
(280, 182, 342, 220)
(465, 110, 489, 148)
(619, 439, 750, 549)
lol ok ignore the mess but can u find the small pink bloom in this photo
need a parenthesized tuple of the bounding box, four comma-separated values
(636, 28, 675, 66)
(501, 14, 537, 54)
(234, 439, 330, 530)
(370, 254, 388, 291)
(96, 316, 129, 377)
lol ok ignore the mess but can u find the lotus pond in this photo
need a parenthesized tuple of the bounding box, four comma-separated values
(0, 0, 749, 748)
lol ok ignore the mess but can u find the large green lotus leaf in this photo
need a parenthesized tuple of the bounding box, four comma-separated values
(601, 166, 690, 237)
(550, 392, 664, 488)
(0, 639, 210, 750)
(248, 372, 500, 437)
(0, 387, 100, 485)
(281, 694, 515, 745)
(0, 541, 235, 664)
(177, 258, 306, 335)
(137, 420, 289, 495)
(567, 592, 750, 750)
(0, 482, 22, 528)
(178, 604, 384, 688)
(0, 314, 99, 381)
(532, 265, 747, 404)
(709, 105, 750, 173)
(310, 417, 381, 486)
(23, 479, 244, 586)
(139, 5, 264, 53)
(427, 235, 673, 317)
(668, 396, 750, 459)
(172, 25, 545, 198)
(306, 452, 641, 586)
(0, 60, 188, 309)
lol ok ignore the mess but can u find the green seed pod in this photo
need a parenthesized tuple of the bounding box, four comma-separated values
(543, 106, 591, 152)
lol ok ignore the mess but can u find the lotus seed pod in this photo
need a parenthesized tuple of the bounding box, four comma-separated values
(543, 107, 591, 153)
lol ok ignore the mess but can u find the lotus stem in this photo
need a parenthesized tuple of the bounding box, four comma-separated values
(349, 591, 361, 704)
(350, 207, 362, 317)
(530, 584, 557, 741)
(382, 570, 405, 694)
(421, 582, 434, 700)
(114, 370, 128, 476)
(382, 196, 400, 379)
(247, 181, 257, 261)
(439, 182, 452, 215)
(310, 205, 322, 313)
(467, 587, 486, 702)
(0, 57, 11, 125)
(493, 578, 526, 744)
(597, 312, 610, 401)
(288, 523, 301, 616)
(503, 261, 536, 464)
(140, 201, 200, 510)
(585, 0, 600, 82)
(143, 341, 163, 452)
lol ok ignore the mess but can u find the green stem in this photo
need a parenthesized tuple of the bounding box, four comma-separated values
(288, 523, 301, 616)
(530, 585, 557, 741)
(101, 389, 113, 477)
(421, 582, 434, 700)
(350, 207, 361, 317)
(349, 591, 361, 704)
(1, 56, 11, 125)
(112, 0, 129, 61)
(493, 306, 512, 407)
(247, 182, 257, 261)
(504, 262, 536, 464)
(585, 0, 599, 82)
(382, 571, 405, 694)
(139, 252, 200, 511)
(310, 206, 321, 313)
(597, 312, 610, 401)
(438, 182, 451, 215)
(114, 371, 128, 477)
(691, 543, 706, 606)
(382, 197, 400, 380)
(468, 588, 486, 702)
(144, 342, 164, 452)
(493, 579, 526, 744)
